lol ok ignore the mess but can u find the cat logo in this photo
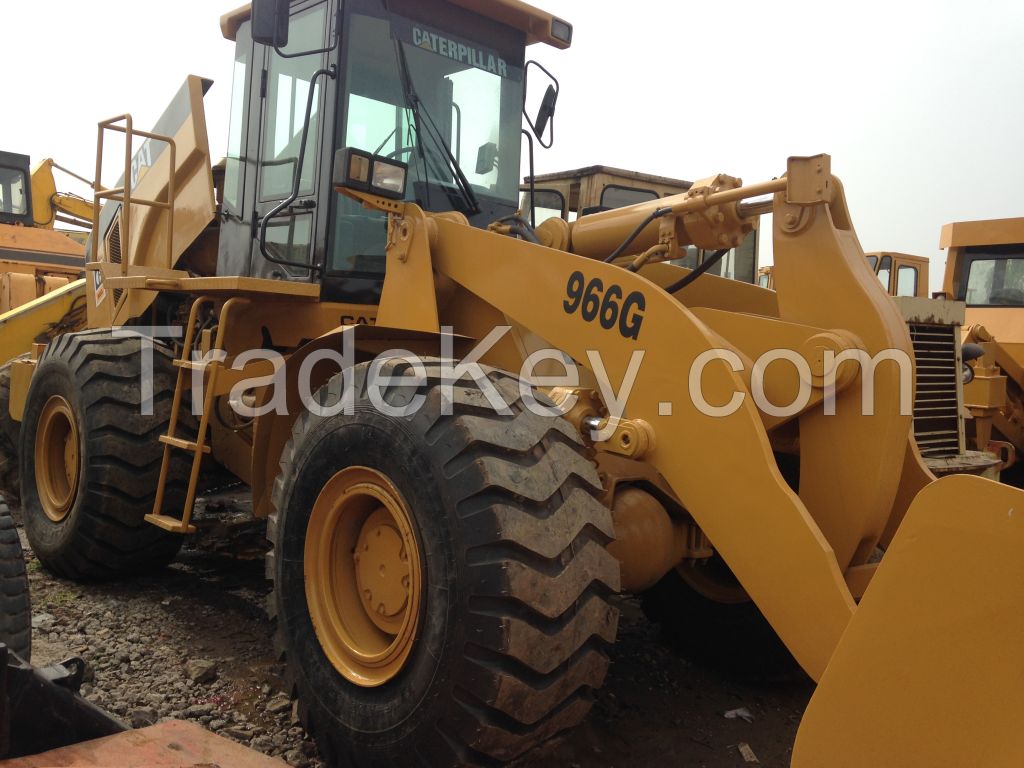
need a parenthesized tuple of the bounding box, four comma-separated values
(92, 270, 107, 306)
(412, 26, 509, 78)
(130, 141, 153, 190)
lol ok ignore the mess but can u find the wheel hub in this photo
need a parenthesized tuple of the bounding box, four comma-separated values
(304, 467, 422, 687)
(354, 508, 412, 634)
(35, 395, 80, 523)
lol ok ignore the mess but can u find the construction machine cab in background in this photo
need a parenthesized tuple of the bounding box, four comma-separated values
(0, 152, 88, 318)
(867, 251, 929, 298)
(944, 216, 1024, 475)
(760, 252, 929, 297)
(522, 164, 760, 284)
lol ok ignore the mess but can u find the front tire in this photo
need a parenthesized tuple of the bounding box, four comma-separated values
(20, 331, 188, 580)
(270, 359, 620, 767)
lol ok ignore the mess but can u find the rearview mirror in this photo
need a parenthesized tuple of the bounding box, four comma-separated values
(252, 0, 290, 48)
(475, 143, 499, 175)
(534, 86, 558, 141)
(523, 61, 560, 149)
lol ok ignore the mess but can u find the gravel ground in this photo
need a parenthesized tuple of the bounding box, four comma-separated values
(13, 493, 812, 768)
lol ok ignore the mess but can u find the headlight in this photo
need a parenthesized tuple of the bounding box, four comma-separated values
(334, 148, 408, 201)
(962, 364, 975, 385)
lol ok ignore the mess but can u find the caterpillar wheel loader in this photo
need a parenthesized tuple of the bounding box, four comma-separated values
(6, 1, 1024, 766)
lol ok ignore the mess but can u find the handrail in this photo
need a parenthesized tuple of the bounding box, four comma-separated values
(92, 115, 178, 295)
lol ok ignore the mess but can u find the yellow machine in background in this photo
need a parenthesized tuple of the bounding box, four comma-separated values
(4, 1, 1024, 767)
(0, 153, 91, 501)
(943, 216, 1024, 476)
(759, 252, 1004, 479)
(0, 152, 89, 315)
(523, 164, 760, 284)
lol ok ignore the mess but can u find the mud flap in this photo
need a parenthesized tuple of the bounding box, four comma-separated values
(792, 474, 1024, 767)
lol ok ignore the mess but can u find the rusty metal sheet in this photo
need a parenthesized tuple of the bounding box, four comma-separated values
(3, 720, 288, 768)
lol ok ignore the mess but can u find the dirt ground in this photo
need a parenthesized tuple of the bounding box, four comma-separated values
(15, 495, 811, 768)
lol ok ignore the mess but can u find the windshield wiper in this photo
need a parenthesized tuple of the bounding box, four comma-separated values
(393, 40, 481, 215)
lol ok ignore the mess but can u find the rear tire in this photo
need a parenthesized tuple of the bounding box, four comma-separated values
(270, 359, 620, 767)
(0, 502, 31, 660)
(20, 330, 187, 580)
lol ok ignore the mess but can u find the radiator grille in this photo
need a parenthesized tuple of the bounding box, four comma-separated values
(103, 214, 124, 306)
(909, 323, 962, 458)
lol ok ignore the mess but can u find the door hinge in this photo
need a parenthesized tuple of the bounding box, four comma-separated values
(260, 69, 268, 99)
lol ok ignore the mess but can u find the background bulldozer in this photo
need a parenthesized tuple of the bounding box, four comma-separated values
(3, 1, 1024, 766)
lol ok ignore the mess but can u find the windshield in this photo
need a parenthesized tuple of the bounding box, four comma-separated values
(329, 0, 526, 276)
(964, 252, 1024, 306)
(343, 4, 524, 205)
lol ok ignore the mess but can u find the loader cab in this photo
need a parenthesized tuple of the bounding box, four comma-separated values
(866, 252, 929, 298)
(218, 0, 567, 304)
(0, 152, 33, 228)
(942, 218, 1024, 309)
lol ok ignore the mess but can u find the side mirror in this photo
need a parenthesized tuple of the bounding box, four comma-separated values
(534, 86, 558, 141)
(252, 0, 290, 48)
(475, 143, 499, 175)
(523, 61, 560, 150)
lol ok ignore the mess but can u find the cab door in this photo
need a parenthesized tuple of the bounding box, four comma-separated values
(249, 0, 333, 282)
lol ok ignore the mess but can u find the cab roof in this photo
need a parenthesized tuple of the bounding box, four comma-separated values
(221, 0, 572, 49)
(940, 218, 1024, 250)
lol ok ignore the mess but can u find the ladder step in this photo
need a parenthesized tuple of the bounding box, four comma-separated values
(174, 359, 221, 371)
(144, 513, 197, 535)
(159, 435, 212, 454)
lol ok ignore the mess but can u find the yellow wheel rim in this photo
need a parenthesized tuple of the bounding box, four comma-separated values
(304, 466, 422, 687)
(35, 395, 80, 523)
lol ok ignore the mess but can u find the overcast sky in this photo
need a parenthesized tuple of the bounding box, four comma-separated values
(6, 0, 1022, 290)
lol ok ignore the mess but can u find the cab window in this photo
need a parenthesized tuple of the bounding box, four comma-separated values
(601, 184, 658, 209)
(0, 166, 28, 216)
(877, 255, 892, 292)
(520, 188, 565, 225)
(895, 265, 918, 297)
(964, 256, 1024, 306)
(260, 3, 327, 201)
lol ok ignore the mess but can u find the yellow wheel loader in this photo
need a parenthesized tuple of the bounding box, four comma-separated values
(6, 1, 1024, 766)
(0, 153, 92, 501)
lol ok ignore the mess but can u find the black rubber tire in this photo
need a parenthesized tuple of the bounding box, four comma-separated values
(0, 502, 31, 660)
(641, 566, 798, 681)
(269, 359, 620, 767)
(19, 330, 188, 580)
(0, 357, 28, 504)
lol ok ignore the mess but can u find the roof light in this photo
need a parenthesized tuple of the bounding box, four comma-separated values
(551, 19, 573, 45)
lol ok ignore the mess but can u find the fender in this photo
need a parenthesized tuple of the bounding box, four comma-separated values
(249, 324, 474, 519)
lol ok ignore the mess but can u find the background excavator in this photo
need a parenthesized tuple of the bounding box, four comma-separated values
(2, 1, 1024, 767)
